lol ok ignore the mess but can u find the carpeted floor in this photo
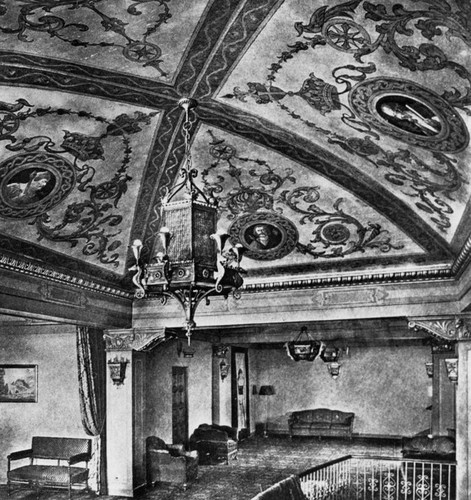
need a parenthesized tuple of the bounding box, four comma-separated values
(0, 435, 401, 500)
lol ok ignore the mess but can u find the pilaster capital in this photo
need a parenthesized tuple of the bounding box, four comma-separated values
(408, 315, 471, 342)
(104, 327, 167, 351)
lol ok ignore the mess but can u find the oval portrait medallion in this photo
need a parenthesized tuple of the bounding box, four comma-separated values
(0, 152, 75, 219)
(349, 78, 469, 152)
(228, 212, 299, 261)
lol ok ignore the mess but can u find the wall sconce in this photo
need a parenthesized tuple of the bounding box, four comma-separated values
(220, 359, 229, 380)
(176, 338, 195, 358)
(327, 362, 341, 379)
(444, 358, 458, 383)
(108, 356, 129, 386)
(425, 361, 433, 378)
(183, 345, 196, 358)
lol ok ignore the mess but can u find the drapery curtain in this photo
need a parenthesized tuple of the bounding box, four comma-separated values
(76, 325, 107, 495)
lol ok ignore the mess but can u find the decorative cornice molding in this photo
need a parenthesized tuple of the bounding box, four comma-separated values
(104, 328, 168, 351)
(408, 315, 471, 341)
(242, 268, 453, 293)
(452, 234, 471, 276)
(0, 253, 132, 299)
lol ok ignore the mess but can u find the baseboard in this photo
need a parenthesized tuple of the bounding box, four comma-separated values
(353, 433, 403, 440)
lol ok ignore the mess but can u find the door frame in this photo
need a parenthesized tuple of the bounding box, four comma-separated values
(231, 347, 250, 435)
(172, 366, 188, 445)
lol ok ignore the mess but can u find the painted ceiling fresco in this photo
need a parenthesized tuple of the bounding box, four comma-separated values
(0, 0, 470, 294)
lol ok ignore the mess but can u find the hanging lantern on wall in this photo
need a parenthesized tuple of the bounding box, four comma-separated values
(320, 346, 340, 363)
(285, 326, 321, 362)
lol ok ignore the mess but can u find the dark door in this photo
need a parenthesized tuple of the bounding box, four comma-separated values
(172, 366, 188, 445)
(231, 348, 250, 439)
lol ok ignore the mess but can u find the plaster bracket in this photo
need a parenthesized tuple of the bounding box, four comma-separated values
(408, 315, 471, 342)
(104, 327, 168, 351)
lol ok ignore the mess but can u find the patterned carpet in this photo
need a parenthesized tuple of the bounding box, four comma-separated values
(0, 436, 401, 500)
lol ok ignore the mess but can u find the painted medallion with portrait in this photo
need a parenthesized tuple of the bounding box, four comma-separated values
(229, 212, 298, 261)
(349, 78, 469, 152)
(0, 153, 75, 219)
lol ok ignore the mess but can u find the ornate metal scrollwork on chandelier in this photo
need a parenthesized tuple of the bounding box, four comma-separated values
(130, 98, 245, 345)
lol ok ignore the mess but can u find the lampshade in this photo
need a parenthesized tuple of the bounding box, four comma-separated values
(258, 385, 275, 396)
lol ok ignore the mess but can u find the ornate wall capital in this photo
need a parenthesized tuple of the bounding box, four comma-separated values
(408, 315, 471, 342)
(104, 328, 167, 351)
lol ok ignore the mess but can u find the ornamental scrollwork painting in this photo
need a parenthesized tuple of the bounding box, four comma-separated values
(201, 131, 404, 261)
(0, 96, 157, 267)
(223, 0, 471, 233)
(0, 0, 171, 75)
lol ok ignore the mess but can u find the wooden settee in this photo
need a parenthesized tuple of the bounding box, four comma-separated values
(7, 436, 91, 499)
(288, 408, 354, 439)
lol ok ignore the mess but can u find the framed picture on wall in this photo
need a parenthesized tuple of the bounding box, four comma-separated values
(0, 364, 37, 403)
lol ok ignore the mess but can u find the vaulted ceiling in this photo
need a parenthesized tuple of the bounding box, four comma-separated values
(1, 0, 471, 324)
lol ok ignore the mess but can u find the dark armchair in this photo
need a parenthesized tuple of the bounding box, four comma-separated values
(189, 423, 238, 465)
(146, 436, 198, 489)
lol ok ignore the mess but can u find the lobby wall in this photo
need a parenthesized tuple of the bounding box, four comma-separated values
(252, 344, 431, 437)
(0, 325, 86, 483)
(145, 339, 214, 443)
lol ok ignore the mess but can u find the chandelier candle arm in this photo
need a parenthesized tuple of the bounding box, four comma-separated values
(129, 239, 146, 298)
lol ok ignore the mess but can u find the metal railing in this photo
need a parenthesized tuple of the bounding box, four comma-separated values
(299, 455, 456, 500)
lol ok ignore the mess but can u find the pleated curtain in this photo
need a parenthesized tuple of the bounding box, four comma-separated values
(76, 325, 107, 495)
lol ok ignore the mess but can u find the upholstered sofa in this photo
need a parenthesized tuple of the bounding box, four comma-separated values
(7, 436, 91, 499)
(189, 423, 238, 464)
(146, 436, 198, 489)
(288, 408, 354, 439)
(401, 435, 455, 460)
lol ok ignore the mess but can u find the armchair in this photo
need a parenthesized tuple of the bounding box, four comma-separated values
(189, 424, 238, 465)
(146, 436, 198, 489)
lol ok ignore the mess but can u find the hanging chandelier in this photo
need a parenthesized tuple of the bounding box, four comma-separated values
(130, 98, 245, 344)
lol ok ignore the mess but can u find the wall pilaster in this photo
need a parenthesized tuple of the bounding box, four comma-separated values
(104, 328, 166, 497)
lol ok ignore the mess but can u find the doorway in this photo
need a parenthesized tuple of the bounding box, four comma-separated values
(172, 366, 188, 445)
(231, 348, 250, 439)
